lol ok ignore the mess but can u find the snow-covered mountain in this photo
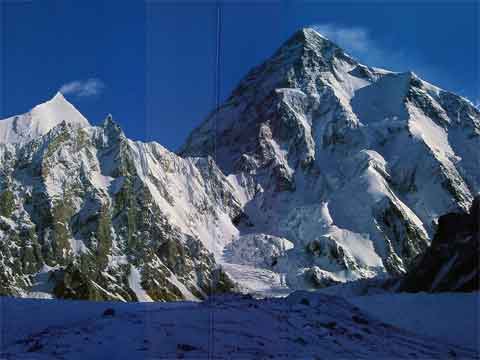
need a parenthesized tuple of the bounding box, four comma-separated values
(0, 93, 242, 300)
(182, 28, 480, 291)
(1, 28, 479, 300)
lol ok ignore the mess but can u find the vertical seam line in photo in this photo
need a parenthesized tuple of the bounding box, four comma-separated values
(209, 1, 222, 359)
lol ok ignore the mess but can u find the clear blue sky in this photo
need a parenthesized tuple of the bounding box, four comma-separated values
(1, 0, 478, 151)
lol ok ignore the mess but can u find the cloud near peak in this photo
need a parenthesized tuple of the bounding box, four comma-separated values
(59, 78, 105, 97)
(313, 24, 371, 54)
(312, 24, 479, 108)
(311, 24, 388, 68)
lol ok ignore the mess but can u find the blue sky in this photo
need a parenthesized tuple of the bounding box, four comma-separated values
(1, 0, 478, 150)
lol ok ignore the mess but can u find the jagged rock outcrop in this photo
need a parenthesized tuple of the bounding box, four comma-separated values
(399, 196, 479, 292)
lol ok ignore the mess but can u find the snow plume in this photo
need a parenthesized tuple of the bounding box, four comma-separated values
(313, 24, 373, 55)
(59, 78, 105, 97)
(311, 23, 398, 71)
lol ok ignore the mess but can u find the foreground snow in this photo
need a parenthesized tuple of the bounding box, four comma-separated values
(349, 292, 480, 350)
(1, 292, 477, 359)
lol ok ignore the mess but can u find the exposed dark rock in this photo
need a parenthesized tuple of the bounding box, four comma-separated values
(102, 308, 115, 317)
(352, 315, 369, 325)
(300, 298, 310, 306)
(177, 343, 197, 352)
(399, 196, 479, 292)
(26, 340, 43, 352)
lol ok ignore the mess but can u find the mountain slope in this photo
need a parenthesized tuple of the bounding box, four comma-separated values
(0, 95, 242, 301)
(181, 28, 480, 290)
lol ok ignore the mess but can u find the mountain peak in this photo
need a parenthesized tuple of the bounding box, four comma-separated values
(0, 92, 90, 144)
(300, 27, 329, 40)
(52, 91, 66, 101)
(273, 27, 355, 72)
(39, 91, 73, 109)
(287, 27, 329, 42)
(102, 113, 119, 129)
(45, 91, 80, 110)
(283, 27, 336, 50)
(102, 114, 125, 142)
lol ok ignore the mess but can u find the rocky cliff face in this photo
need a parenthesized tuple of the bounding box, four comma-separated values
(399, 196, 479, 292)
(1, 28, 479, 300)
(182, 28, 480, 291)
(0, 94, 240, 301)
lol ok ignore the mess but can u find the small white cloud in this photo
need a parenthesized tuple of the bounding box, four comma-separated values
(313, 24, 371, 54)
(60, 78, 105, 97)
(312, 24, 388, 67)
(310, 24, 471, 105)
(311, 24, 436, 80)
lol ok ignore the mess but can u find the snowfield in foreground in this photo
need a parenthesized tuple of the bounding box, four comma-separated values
(1, 292, 478, 359)
(349, 292, 480, 350)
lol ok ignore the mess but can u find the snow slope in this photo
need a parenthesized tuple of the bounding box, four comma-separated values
(349, 292, 480, 350)
(1, 292, 476, 359)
